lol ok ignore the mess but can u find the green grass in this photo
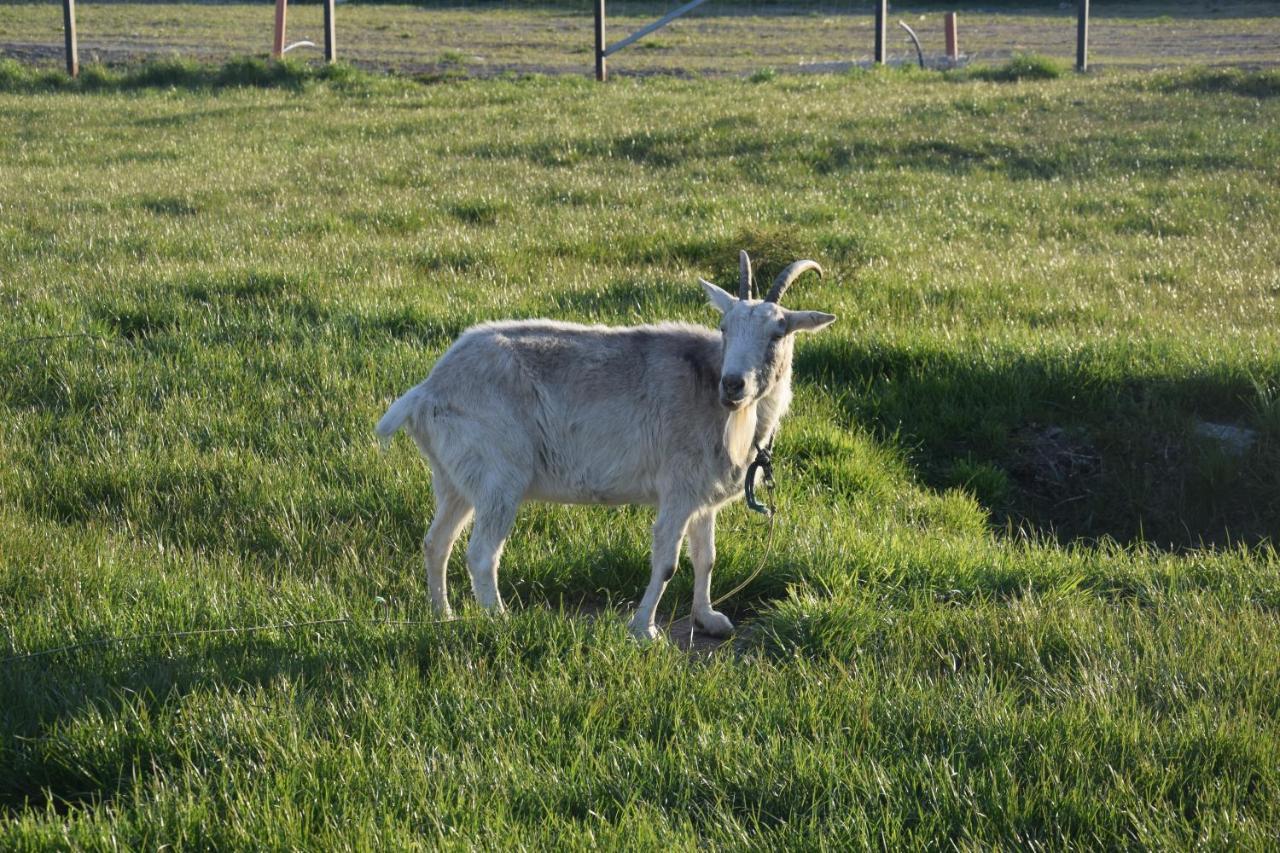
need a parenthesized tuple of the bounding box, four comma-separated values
(2, 61, 1280, 847)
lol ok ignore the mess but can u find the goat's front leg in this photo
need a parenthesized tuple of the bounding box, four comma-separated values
(628, 502, 694, 642)
(688, 511, 733, 637)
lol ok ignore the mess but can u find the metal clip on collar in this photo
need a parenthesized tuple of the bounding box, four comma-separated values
(744, 443, 775, 516)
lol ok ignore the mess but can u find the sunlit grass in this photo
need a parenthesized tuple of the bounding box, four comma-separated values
(1, 63, 1279, 846)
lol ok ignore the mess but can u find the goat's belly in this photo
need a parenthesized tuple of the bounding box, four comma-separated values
(525, 475, 659, 506)
(523, 422, 664, 505)
(525, 449, 661, 505)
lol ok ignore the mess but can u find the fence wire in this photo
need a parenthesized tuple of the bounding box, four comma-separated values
(1, 2, 1277, 79)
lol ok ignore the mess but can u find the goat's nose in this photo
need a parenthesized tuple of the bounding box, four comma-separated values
(721, 375, 746, 397)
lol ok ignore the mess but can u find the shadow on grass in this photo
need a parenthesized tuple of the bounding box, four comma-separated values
(521, 249, 1280, 549)
(0, 56, 374, 94)
(797, 336, 1280, 549)
(1149, 67, 1280, 98)
(0, 636, 326, 814)
(0, 623, 476, 814)
(0, 606, 671, 816)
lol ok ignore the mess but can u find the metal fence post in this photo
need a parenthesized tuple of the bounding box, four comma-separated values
(62, 0, 78, 78)
(1076, 0, 1089, 71)
(595, 0, 607, 80)
(945, 12, 958, 62)
(874, 0, 887, 65)
(323, 0, 336, 63)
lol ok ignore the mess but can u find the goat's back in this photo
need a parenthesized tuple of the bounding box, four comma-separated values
(444, 318, 719, 395)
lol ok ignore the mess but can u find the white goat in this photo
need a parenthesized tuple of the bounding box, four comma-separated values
(377, 252, 835, 640)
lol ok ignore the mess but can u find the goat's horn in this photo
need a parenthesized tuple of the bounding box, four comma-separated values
(738, 250, 753, 300)
(764, 260, 823, 303)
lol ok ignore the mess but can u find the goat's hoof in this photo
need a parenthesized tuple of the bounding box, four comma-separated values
(627, 621, 662, 643)
(694, 609, 734, 638)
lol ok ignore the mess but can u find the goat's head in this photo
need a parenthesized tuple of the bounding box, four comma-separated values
(700, 250, 837, 410)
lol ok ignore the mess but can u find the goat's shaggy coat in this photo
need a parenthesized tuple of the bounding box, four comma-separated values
(378, 255, 835, 640)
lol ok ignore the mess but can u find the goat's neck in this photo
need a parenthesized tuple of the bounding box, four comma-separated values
(753, 341, 794, 450)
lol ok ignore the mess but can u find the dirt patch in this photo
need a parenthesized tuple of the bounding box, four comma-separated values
(1010, 424, 1102, 507)
(568, 597, 747, 654)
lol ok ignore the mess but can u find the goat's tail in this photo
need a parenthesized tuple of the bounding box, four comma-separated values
(375, 387, 423, 449)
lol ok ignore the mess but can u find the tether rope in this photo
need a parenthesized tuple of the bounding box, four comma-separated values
(667, 474, 778, 649)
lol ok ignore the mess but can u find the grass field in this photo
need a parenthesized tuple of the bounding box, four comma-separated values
(2, 1, 1279, 77)
(3, 58, 1280, 846)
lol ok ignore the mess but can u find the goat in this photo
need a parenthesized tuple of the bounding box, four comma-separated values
(376, 252, 836, 640)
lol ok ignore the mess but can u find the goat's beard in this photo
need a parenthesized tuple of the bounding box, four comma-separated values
(722, 403, 758, 468)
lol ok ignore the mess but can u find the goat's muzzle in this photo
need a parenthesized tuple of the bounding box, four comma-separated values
(720, 374, 748, 409)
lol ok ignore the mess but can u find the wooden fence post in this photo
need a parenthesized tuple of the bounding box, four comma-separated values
(273, 0, 287, 60)
(1076, 0, 1089, 71)
(874, 0, 887, 64)
(62, 0, 78, 78)
(594, 0, 607, 81)
(945, 12, 958, 62)
(323, 0, 336, 63)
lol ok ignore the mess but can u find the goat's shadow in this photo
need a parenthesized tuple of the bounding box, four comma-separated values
(797, 336, 1280, 550)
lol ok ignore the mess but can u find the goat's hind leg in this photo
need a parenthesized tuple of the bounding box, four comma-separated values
(465, 491, 521, 614)
(422, 471, 473, 619)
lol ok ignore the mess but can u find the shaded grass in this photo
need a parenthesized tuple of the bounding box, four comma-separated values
(0, 56, 379, 94)
(964, 52, 1065, 82)
(1, 66, 1279, 846)
(1149, 66, 1280, 98)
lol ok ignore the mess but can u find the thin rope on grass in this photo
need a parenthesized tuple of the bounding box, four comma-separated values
(710, 508, 776, 611)
(666, 481, 779, 649)
(0, 615, 467, 666)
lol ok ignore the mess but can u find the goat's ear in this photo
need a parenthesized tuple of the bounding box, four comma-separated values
(784, 310, 837, 334)
(699, 278, 736, 314)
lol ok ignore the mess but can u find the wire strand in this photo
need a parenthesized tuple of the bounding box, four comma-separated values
(0, 615, 464, 666)
(6, 333, 114, 346)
